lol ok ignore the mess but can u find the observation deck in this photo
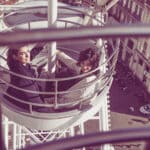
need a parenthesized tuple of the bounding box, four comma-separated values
(0, 0, 119, 131)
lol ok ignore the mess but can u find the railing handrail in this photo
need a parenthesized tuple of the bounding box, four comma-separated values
(1, 24, 150, 46)
(2, 17, 84, 32)
(0, 37, 118, 82)
(0, 63, 114, 113)
(0, 37, 118, 112)
(1, 4, 104, 31)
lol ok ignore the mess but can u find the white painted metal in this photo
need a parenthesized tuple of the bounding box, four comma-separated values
(21, 126, 26, 149)
(47, 0, 57, 78)
(1, 88, 106, 130)
(80, 123, 86, 150)
(3, 116, 8, 150)
(70, 126, 74, 137)
(2, 100, 113, 149)
(13, 123, 17, 150)
(95, 9, 112, 150)
(17, 125, 22, 148)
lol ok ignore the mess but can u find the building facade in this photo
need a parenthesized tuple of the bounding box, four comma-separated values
(109, 0, 150, 94)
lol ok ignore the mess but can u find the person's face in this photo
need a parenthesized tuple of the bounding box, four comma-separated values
(80, 60, 92, 73)
(15, 46, 30, 65)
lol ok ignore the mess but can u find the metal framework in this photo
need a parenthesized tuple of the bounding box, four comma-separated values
(2, 110, 109, 150)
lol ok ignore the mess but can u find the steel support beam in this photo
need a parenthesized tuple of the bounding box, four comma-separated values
(47, 0, 57, 77)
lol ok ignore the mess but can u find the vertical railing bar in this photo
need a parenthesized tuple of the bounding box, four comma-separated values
(29, 104, 33, 114)
(54, 80, 58, 109)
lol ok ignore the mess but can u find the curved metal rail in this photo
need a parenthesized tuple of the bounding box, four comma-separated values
(0, 43, 117, 115)
(0, 38, 119, 130)
(1, 3, 104, 31)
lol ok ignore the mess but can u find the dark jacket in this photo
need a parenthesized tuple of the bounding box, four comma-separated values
(5, 61, 43, 109)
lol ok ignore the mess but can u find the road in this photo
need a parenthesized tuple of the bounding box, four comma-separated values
(110, 61, 150, 150)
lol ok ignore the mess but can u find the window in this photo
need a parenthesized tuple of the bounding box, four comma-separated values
(143, 42, 147, 55)
(129, 18, 133, 23)
(120, 12, 124, 21)
(130, 1, 133, 11)
(125, 52, 132, 64)
(139, 40, 144, 51)
(119, 0, 123, 6)
(147, 14, 150, 23)
(128, 0, 131, 9)
(145, 65, 149, 73)
(139, 7, 143, 18)
(112, 7, 117, 15)
(139, 58, 143, 66)
(123, 0, 126, 6)
(134, 4, 138, 15)
(117, 9, 121, 21)
(126, 0, 129, 7)
(132, 4, 141, 20)
(127, 40, 134, 49)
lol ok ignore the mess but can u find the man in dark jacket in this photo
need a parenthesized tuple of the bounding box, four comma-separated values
(5, 45, 46, 112)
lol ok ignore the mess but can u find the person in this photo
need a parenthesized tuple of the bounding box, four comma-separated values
(4, 44, 47, 112)
(56, 48, 100, 106)
(57, 48, 100, 76)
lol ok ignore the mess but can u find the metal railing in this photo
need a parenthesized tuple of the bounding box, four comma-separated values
(0, 3, 114, 115)
(0, 24, 150, 45)
(0, 40, 117, 115)
(0, 4, 104, 31)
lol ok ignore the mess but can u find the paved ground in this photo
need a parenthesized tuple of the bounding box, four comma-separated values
(110, 61, 150, 150)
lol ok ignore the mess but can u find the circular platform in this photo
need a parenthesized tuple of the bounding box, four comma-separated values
(2, 1, 86, 30)
(1, 80, 112, 130)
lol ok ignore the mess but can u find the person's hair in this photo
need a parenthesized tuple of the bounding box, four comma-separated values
(7, 44, 26, 68)
(78, 48, 100, 70)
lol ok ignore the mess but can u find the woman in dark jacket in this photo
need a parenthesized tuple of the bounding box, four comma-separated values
(5, 44, 45, 111)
